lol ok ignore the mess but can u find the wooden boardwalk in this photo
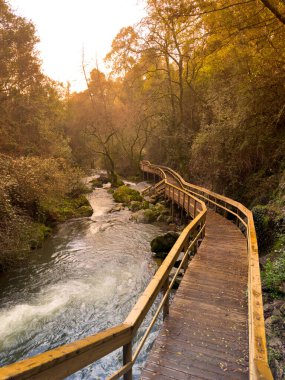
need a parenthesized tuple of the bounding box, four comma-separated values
(141, 210, 249, 379)
(0, 162, 271, 380)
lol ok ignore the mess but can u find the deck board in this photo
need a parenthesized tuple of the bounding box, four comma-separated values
(141, 210, 249, 379)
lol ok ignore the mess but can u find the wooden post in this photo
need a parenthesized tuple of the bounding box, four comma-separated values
(224, 201, 228, 218)
(163, 276, 169, 319)
(183, 250, 189, 273)
(187, 196, 190, 216)
(194, 200, 197, 217)
(183, 192, 185, 212)
(180, 206, 183, 223)
(193, 229, 198, 254)
(123, 342, 133, 380)
(236, 209, 240, 228)
(202, 218, 206, 238)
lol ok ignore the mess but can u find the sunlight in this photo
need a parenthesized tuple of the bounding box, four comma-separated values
(10, 0, 146, 91)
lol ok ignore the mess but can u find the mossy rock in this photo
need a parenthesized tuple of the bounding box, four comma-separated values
(113, 185, 142, 204)
(76, 205, 93, 217)
(154, 251, 168, 259)
(143, 208, 158, 223)
(154, 202, 168, 215)
(29, 223, 52, 249)
(129, 200, 149, 212)
(143, 203, 169, 222)
(113, 178, 124, 187)
(151, 231, 179, 253)
(89, 178, 103, 188)
(98, 174, 109, 184)
(39, 195, 92, 223)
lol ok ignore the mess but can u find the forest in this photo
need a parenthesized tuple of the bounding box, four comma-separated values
(0, 0, 284, 376)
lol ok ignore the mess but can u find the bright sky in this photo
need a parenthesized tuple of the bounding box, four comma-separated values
(10, 0, 146, 92)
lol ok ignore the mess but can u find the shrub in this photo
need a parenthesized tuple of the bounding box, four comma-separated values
(262, 251, 285, 296)
(0, 154, 90, 270)
(252, 205, 276, 252)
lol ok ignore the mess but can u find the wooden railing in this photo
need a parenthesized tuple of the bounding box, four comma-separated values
(0, 164, 206, 380)
(140, 161, 273, 380)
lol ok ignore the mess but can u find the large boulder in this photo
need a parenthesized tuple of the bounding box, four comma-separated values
(113, 185, 142, 204)
(151, 231, 179, 254)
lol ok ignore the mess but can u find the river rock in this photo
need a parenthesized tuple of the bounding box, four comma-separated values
(109, 204, 123, 213)
(151, 231, 179, 254)
(98, 174, 110, 184)
(156, 214, 168, 223)
(130, 209, 148, 223)
(168, 223, 177, 231)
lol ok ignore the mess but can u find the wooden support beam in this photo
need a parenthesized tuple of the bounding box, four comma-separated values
(162, 277, 170, 319)
(123, 342, 132, 380)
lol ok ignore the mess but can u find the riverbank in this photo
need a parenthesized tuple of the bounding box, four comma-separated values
(0, 179, 163, 379)
(0, 156, 93, 272)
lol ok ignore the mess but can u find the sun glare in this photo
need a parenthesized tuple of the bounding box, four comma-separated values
(10, 0, 146, 92)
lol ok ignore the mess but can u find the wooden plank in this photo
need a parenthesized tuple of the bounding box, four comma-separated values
(140, 162, 272, 380)
(141, 210, 249, 379)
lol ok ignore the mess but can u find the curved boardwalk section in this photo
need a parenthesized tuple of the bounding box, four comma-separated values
(0, 162, 272, 380)
(141, 210, 249, 379)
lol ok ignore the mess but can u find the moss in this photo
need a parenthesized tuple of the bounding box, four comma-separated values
(272, 235, 285, 251)
(40, 195, 93, 223)
(262, 251, 285, 297)
(151, 232, 179, 253)
(113, 185, 142, 204)
(129, 200, 149, 211)
(252, 205, 277, 252)
(142, 208, 158, 223)
(142, 202, 169, 222)
(89, 178, 103, 188)
(268, 347, 282, 364)
(29, 223, 52, 249)
(113, 178, 124, 187)
(76, 205, 93, 217)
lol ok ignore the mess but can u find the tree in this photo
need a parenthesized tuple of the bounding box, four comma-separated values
(0, 0, 71, 159)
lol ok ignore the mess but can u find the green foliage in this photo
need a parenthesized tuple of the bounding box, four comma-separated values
(0, 154, 91, 270)
(129, 200, 149, 211)
(142, 208, 159, 223)
(113, 185, 142, 204)
(89, 178, 103, 188)
(252, 205, 277, 252)
(29, 224, 52, 250)
(142, 203, 169, 222)
(262, 252, 285, 297)
(0, 0, 71, 159)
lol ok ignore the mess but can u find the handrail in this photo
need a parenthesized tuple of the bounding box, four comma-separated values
(0, 163, 206, 380)
(141, 161, 273, 380)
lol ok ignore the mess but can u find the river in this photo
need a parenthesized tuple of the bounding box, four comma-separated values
(0, 181, 163, 379)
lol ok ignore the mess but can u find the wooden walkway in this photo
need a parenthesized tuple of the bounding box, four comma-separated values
(141, 210, 249, 379)
(0, 162, 271, 380)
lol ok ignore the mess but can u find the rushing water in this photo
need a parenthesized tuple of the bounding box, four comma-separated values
(0, 182, 163, 379)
